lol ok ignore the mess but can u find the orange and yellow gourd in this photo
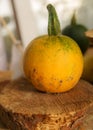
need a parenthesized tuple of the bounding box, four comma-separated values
(23, 4, 83, 93)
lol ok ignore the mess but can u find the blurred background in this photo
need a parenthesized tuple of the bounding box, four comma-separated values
(0, 0, 93, 80)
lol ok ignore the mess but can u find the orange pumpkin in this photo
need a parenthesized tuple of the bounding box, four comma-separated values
(23, 4, 83, 93)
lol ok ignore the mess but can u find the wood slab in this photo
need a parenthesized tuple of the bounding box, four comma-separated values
(0, 82, 9, 130)
(0, 71, 12, 82)
(0, 120, 8, 130)
(85, 29, 93, 45)
(0, 78, 93, 130)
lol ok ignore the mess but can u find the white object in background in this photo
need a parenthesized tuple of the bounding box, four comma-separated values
(13, 0, 84, 47)
(13, 0, 39, 47)
(0, 31, 7, 70)
(10, 44, 24, 80)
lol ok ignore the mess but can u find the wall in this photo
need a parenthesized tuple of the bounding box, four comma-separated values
(13, 0, 93, 47)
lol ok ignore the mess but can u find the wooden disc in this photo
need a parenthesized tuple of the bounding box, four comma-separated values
(0, 78, 93, 130)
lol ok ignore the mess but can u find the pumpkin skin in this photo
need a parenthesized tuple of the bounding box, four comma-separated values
(62, 24, 89, 54)
(62, 13, 89, 54)
(23, 35, 83, 93)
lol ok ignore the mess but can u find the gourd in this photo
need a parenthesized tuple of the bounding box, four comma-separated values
(82, 46, 93, 83)
(62, 13, 89, 54)
(23, 4, 83, 93)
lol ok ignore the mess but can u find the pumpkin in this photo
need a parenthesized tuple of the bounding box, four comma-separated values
(62, 13, 89, 54)
(23, 4, 83, 93)
(82, 48, 93, 83)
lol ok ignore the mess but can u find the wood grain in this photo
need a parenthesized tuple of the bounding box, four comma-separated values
(0, 78, 93, 130)
(0, 120, 8, 130)
(85, 29, 93, 45)
(0, 71, 12, 82)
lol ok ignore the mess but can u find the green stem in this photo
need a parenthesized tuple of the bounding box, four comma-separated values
(47, 4, 61, 36)
(71, 11, 77, 25)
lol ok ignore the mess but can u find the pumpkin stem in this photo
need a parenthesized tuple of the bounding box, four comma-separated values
(71, 11, 77, 25)
(47, 4, 61, 36)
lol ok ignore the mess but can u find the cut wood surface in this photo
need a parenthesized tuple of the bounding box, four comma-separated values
(0, 78, 93, 130)
(0, 71, 12, 82)
(0, 120, 8, 130)
(85, 29, 93, 45)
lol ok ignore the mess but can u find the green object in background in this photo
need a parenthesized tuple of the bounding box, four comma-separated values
(62, 13, 89, 54)
(3, 35, 12, 63)
(82, 55, 93, 83)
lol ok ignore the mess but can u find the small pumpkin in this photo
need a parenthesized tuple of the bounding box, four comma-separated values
(62, 13, 89, 54)
(23, 4, 83, 93)
(82, 43, 93, 83)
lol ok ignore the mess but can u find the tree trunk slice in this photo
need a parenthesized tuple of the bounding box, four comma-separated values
(0, 120, 8, 130)
(0, 71, 12, 82)
(0, 78, 93, 130)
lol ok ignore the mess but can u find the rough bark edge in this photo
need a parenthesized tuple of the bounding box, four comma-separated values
(0, 104, 88, 130)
